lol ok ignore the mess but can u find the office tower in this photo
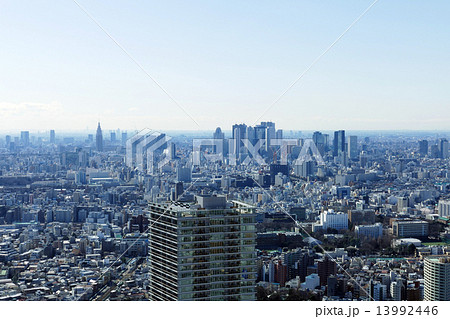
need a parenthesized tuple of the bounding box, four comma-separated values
(50, 130, 56, 144)
(231, 124, 247, 155)
(148, 196, 257, 301)
(439, 138, 449, 158)
(5, 135, 11, 148)
(323, 134, 329, 150)
(424, 257, 450, 301)
(110, 131, 116, 143)
(318, 257, 337, 286)
(276, 129, 283, 140)
(121, 132, 128, 145)
(168, 142, 176, 159)
(347, 135, 358, 160)
(232, 127, 240, 155)
(430, 144, 440, 158)
(213, 127, 224, 140)
(96, 122, 103, 152)
(78, 150, 89, 168)
(419, 140, 428, 156)
(263, 121, 275, 152)
(254, 124, 266, 141)
(20, 131, 30, 146)
(248, 121, 276, 151)
(312, 131, 325, 155)
(333, 130, 345, 157)
(246, 126, 255, 144)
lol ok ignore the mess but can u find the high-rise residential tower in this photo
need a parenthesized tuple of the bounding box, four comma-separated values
(424, 256, 450, 301)
(148, 196, 257, 301)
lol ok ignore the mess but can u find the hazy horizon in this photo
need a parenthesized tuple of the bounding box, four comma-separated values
(2, 127, 450, 138)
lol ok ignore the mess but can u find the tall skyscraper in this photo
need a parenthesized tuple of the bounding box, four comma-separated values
(347, 135, 358, 160)
(246, 126, 255, 144)
(263, 121, 275, 152)
(168, 142, 176, 159)
(424, 257, 450, 301)
(148, 196, 257, 301)
(20, 131, 30, 146)
(5, 135, 11, 148)
(312, 131, 325, 156)
(121, 132, 128, 145)
(419, 140, 428, 156)
(50, 130, 56, 144)
(333, 130, 345, 157)
(231, 124, 247, 155)
(439, 138, 449, 159)
(110, 131, 116, 143)
(276, 129, 283, 140)
(254, 124, 266, 141)
(96, 122, 103, 152)
(213, 127, 225, 139)
(431, 144, 440, 158)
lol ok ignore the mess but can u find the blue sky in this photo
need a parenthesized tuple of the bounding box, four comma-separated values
(1, 0, 449, 132)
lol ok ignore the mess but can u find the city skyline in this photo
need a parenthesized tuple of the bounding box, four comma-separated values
(2, 0, 450, 307)
(1, 1, 450, 131)
(2, 120, 450, 302)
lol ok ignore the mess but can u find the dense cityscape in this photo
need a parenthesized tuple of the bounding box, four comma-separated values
(1, 122, 450, 301)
